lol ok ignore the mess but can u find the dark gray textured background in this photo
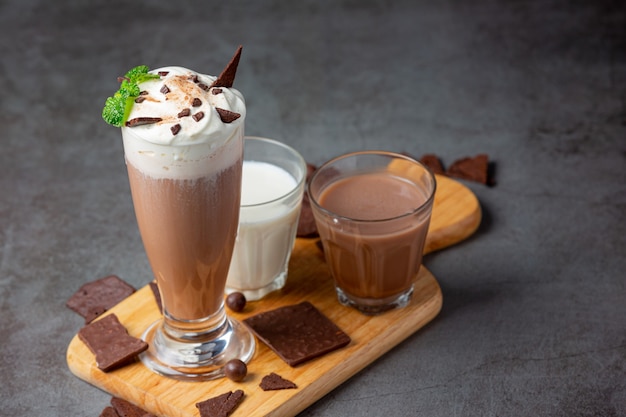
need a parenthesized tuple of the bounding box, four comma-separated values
(1, 0, 624, 415)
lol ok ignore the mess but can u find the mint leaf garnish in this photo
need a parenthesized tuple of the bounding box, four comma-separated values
(102, 66, 160, 127)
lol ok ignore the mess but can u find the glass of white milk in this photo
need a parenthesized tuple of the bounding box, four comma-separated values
(226, 136, 307, 300)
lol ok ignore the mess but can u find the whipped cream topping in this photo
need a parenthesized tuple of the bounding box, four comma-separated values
(123, 66, 245, 146)
(121, 66, 245, 180)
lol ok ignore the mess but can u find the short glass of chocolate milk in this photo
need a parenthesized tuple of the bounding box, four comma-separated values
(121, 65, 254, 380)
(308, 151, 436, 315)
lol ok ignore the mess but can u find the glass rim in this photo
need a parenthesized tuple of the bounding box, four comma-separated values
(307, 150, 437, 223)
(241, 136, 307, 208)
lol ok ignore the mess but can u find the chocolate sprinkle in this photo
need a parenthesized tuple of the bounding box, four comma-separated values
(215, 108, 241, 124)
(212, 88, 223, 95)
(192, 111, 205, 122)
(125, 117, 162, 127)
(192, 98, 202, 107)
(158, 71, 169, 76)
(134, 96, 146, 103)
(171, 124, 182, 135)
(139, 91, 148, 95)
(177, 108, 191, 118)
(188, 74, 199, 83)
(160, 84, 170, 94)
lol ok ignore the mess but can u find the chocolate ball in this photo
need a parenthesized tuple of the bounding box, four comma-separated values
(226, 292, 246, 312)
(224, 359, 247, 382)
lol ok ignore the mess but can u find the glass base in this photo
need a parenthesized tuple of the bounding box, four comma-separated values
(139, 316, 255, 381)
(336, 285, 414, 315)
(226, 271, 286, 301)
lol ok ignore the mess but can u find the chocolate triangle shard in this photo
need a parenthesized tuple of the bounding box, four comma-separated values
(210, 45, 243, 88)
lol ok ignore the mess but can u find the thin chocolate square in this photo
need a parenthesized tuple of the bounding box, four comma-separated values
(78, 314, 148, 372)
(243, 301, 351, 366)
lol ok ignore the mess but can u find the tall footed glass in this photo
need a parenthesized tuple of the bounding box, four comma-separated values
(122, 122, 255, 381)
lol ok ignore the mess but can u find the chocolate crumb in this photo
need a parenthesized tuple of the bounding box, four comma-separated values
(188, 74, 199, 83)
(125, 117, 162, 127)
(212, 88, 223, 95)
(192, 112, 205, 122)
(177, 108, 191, 118)
(198, 83, 209, 91)
(139, 90, 149, 95)
(158, 71, 169, 77)
(171, 124, 182, 135)
(215, 108, 241, 124)
(134, 96, 146, 104)
(160, 84, 170, 94)
(192, 98, 202, 107)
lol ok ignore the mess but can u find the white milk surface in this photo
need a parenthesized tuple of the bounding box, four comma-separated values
(227, 161, 302, 299)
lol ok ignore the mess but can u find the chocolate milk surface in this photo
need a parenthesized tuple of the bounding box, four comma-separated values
(316, 172, 431, 300)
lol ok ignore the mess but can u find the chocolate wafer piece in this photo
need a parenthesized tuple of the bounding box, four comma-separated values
(99, 406, 119, 417)
(243, 301, 351, 366)
(210, 45, 243, 89)
(196, 390, 244, 417)
(447, 154, 489, 184)
(260, 372, 298, 391)
(78, 314, 148, 372)
(419, 153, 445, 175)
(110, 397, 156, 417)
(66, 275, 136, 323)
(297, 163, 318, 237)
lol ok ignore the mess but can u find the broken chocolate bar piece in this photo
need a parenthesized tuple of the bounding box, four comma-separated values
(419, 154, 445, 175)
(98, 406, 119, 417)
(210, 45, 243, 89)
(66, 275, 136, 323)
(297, 163, 318, 237)
(110, 397, 156, 417)
(243, 301, 351, 366)
(447, 154, 490, 184)
(259, 372, 298, 391)
(196, 390, 244, 417)
(78, 314, 148, 372)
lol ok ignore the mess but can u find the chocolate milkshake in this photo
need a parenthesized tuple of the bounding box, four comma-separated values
(121, 65, 245, 324)
(102, 47, 255, 380)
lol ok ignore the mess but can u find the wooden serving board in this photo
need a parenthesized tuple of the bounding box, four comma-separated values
(66, 174, 481, 417)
